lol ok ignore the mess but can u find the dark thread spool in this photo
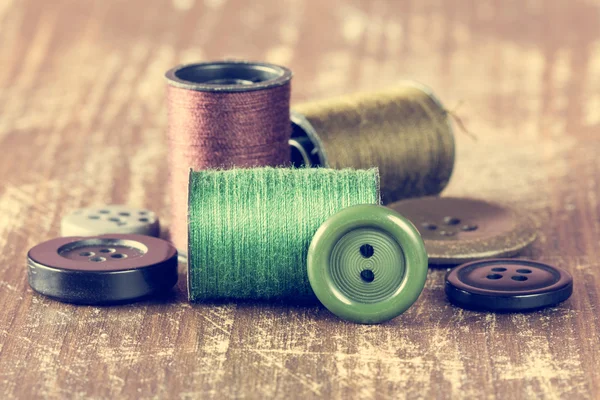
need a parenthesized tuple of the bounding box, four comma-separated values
(290, 82, 455, 204)
(165, 61, 293, 250)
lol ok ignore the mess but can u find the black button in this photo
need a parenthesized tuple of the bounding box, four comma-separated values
(445, 259, 573, 312)
(27, 234, 178, 304)
(388, 197, 538, 265)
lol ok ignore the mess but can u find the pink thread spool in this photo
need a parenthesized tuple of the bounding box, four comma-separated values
(165, 61, 293, 250)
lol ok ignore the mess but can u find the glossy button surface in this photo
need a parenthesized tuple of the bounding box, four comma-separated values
(28, 234, 178, 304)
(388, 197, 538, 264)
(307, 205, 428, 324)
(445, 259, 573, 312)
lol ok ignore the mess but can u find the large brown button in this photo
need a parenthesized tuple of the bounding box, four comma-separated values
(445, 259, 573, 311)
(27, 234, 178, 304)
(388, 197, 537, 264)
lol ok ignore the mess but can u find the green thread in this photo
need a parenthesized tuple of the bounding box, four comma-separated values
(188, 167, 380, 301)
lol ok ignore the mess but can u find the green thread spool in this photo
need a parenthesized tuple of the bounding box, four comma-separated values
(290, 82, 455, 204)
(187, 167, 380, 301)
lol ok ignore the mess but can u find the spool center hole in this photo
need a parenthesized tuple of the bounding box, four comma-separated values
(361, 269, 375, 283)
(204, 78, 255, 85)
(171, 64, 286, 85)
(360, 244, 374, 258)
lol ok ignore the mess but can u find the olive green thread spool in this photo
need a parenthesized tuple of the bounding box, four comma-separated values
(187, 167, 429, 324)
(290, 82, 455, 204)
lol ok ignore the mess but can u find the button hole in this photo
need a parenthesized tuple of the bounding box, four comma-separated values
(461, 224, 478, 231)
(360, 269, 375, 283)
(360, 244, 374, 258)
(512, 275, 528, 281)
(444, 216, 461, 225)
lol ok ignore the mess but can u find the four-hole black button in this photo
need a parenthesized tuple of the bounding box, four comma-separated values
(445, 259, 573, 312)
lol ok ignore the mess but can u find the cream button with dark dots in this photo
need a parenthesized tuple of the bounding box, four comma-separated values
(27, 234, 178, 304)
(61, 205, 160, 237)
(388, 197, 538, 265)
(445, 259, 573, 312)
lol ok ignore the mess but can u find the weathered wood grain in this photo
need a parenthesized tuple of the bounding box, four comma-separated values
(0, 0, 599, 398)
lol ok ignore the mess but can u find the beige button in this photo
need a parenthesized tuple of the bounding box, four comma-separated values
(61, 205, 159, 237)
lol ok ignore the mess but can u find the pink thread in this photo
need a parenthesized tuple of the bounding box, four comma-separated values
(167, 83, 291, 250)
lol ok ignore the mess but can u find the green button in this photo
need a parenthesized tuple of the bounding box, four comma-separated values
(307, 205, 428, 324)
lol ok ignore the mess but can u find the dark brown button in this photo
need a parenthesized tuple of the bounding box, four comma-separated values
(388, 197, 538, 264)
(445, 259, 573, 311)
(27, 234, 178, 304)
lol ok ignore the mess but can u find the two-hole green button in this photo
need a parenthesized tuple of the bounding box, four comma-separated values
(307, 205, 428, 324)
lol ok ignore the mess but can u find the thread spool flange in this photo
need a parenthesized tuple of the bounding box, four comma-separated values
(290, 111, 326, 167)
(165, 61, 292, 92)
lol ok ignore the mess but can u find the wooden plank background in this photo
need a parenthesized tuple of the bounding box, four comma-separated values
(0, 0, 599, 398)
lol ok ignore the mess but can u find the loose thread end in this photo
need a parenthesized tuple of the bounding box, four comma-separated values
(445, 100, 477, 141)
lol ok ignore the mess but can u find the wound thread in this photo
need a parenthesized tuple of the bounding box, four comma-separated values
(165, 61, 293, 250)
(291, 82, 455, 204)
(187, 167, 380, 301)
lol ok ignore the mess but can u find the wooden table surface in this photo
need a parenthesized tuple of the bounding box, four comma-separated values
(1, 0, 599, 398)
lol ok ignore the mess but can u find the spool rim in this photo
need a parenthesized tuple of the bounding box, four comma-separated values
(289, 138, 313, 167)
(165, 61, 292, 92)
(307, 205, 428, 324)
(290, 110, 328, 167)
